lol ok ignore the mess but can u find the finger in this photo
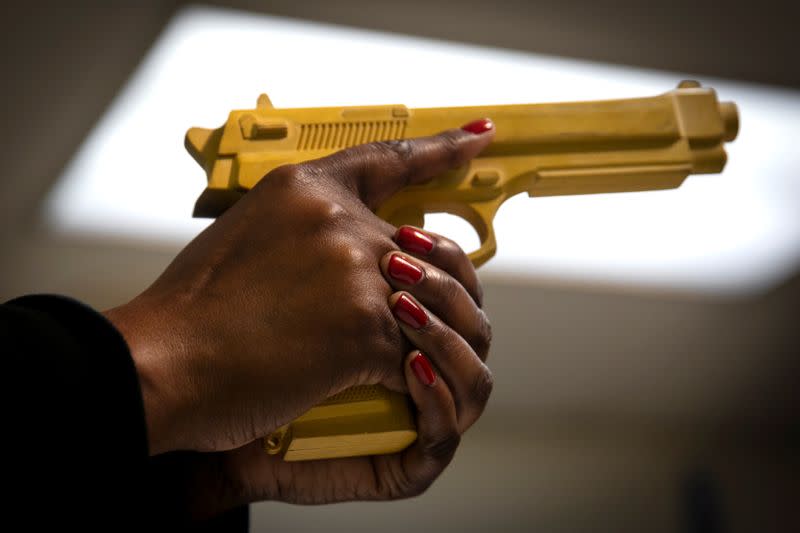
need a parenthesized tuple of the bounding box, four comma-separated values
(305, 120, 495, 210)
(389, 292, 493, 432)
(397, 350, 460, 496)
(393, 225, 483, 306)
(220, 353, 459, 504)
(381, 252, 491, 362)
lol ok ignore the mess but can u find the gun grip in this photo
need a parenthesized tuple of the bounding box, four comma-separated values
(264, 385, 417, 461)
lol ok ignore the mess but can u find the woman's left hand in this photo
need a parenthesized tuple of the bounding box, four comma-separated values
(151, 224, 492, 521)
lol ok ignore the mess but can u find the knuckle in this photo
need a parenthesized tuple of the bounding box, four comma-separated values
(375, 139, 414, 163)
(264, 163, 304, 189)
(353, 296, 399, 342)
(438, 234, 467, 257)
(372, 140, 415, 181)
(472, 309, 493, 358)
(301, 198, 350, 230)
(440, 237, 483, 307)
(430, 323, 464, 358)
(403, 479, 433, 499)
(392, 470, 434, 499)
(348, 297, 376, 324)
(319, 200, 350, 226)
(330, 245, 373, 277)
(439, 272, 463, 305)
(470, 365, 494, 407)
(439, 130, 465, 168)
(374, 304, 402, 346)
(366, 306, 404, 374)
(475, 283, 485, 309)
(421, 431, 461, 463)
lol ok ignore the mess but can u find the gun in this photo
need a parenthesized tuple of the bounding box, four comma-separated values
(185, 81, 738, 461)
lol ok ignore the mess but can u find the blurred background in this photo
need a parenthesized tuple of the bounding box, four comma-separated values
(1, 1, 798, 531)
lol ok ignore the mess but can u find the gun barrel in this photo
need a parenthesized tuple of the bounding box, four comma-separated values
(405, 87, 736, 176)
(414, 98, 679, 146)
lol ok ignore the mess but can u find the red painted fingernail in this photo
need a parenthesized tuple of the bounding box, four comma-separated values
(395, 226, 434, 255)
(392, 293, 428, 329)
(411, 352, 436, 386)
(388, 254, 423, 285)
(461, 118, 494, 134)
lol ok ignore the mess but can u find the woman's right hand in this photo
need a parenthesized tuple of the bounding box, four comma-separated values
(105, 121, 495, 457)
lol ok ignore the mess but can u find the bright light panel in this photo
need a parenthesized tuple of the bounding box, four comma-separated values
(45, 6, 800, 296)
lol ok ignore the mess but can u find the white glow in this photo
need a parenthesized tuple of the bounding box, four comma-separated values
(45, 6, 800, 295)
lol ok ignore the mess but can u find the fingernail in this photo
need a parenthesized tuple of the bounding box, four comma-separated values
(411, 352, 437, 386)
(461, 118, 494, 134)
(388, 254, 423, 285)
(392, 293, 428, 329)
(395, 226, 434, 255)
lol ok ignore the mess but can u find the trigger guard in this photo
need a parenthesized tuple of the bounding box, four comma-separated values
(434, 202, 499, 268)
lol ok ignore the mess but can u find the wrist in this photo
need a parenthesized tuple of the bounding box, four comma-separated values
(104, 301, 181, 455)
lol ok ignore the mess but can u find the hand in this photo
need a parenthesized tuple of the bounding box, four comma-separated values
(145, 224, 494, 520)
(105, 122, 495, 456)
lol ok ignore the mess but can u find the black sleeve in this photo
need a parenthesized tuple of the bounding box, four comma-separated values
(1, 295, 249, 531)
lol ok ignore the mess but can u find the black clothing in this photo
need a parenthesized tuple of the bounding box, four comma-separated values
(1, 295, 248, 531)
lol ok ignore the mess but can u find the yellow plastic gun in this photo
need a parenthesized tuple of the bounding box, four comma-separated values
(185, 81, 738, 461)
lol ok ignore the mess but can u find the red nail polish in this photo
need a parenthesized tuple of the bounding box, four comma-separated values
(388, 254, 423, 285)
(411, 352, 436, 386)
(393, 293, 428, 329)
(461, 118, 494, 134)
(395, 226, 434, 255)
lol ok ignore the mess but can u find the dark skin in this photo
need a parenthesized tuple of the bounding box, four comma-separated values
(104, 123, 495, 519)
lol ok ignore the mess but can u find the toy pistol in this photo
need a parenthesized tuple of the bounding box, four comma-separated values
(185, 81, 738, 461)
